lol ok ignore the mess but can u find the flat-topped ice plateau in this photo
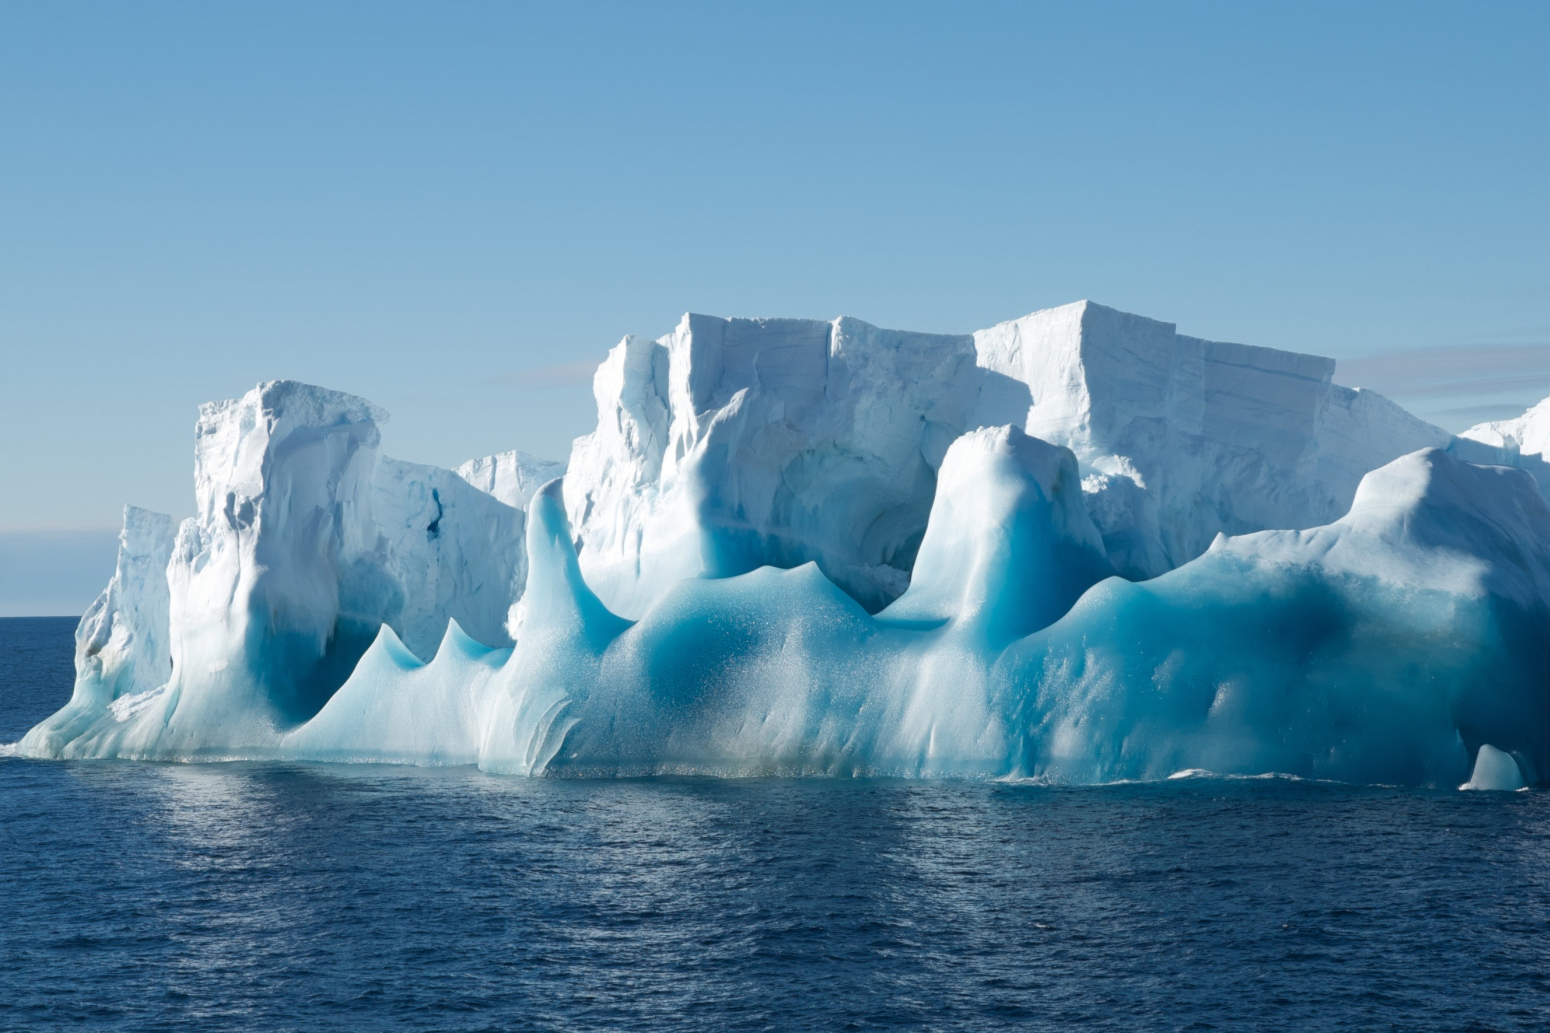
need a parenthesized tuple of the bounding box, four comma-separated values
(17, 300, 1550, 789)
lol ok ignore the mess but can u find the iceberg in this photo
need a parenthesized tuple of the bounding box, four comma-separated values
(21, 382, 543, 758)
(1463, 744, 1528, 791)
(15, 304, 1550, 788)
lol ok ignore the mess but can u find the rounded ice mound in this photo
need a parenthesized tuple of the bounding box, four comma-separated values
(1462, 745, 1527, 791)
(1216, 446, 1550, 605)
(880, 425, 1112, 646)
(1000, 447, 1550, 786)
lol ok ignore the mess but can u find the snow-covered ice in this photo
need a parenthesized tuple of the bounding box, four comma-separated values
(16, 305, 1550, 788)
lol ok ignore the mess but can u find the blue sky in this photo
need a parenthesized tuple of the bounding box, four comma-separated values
(1, 1, 1547, 613)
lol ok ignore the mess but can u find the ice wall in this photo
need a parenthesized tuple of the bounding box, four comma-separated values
(81, 506, 177, 704)
(565, 301, 1450, 619)
(563, 314, 1024, 616)
(21, 382, 533, 757)
(371, 455, 529, 657)
(157, 381, 530, 731)
(20, 506, 177, 758)
(976, 301, 1452, 577)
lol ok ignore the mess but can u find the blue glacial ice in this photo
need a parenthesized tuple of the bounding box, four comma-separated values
(15, 301, 1550, 788)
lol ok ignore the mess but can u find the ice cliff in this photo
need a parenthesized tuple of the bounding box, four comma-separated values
(21, 382, 536, 756)
(15, 302, 1550, 788)
(565, 302, 1449, 617)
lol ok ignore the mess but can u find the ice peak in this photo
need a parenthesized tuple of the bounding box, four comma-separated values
(880, 425, 1112, 644)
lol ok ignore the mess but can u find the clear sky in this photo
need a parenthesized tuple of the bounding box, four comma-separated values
(2, 1, 1547, 614)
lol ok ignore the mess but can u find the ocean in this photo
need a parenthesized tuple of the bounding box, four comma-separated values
(2, 615, 1548, 1031)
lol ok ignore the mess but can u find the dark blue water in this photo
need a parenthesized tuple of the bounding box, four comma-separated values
(3, 617, 1549, 1031)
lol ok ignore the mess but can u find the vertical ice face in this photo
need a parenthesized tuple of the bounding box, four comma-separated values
(15, 505, 177, 757)
(77, 506, 177, 702)
(566, 301, 1451, 618)
(161, 382, 390, 727)
(371, 456, 528, 657)
(159, 381, 528, 733)
(976, 301, 1454, 579)
(563, 314, 1022, 617)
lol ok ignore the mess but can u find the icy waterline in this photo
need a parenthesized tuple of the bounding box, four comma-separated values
(14, 300, 1550, 786)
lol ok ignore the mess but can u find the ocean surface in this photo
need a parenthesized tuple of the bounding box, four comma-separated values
(3, 616, 1549, 1032)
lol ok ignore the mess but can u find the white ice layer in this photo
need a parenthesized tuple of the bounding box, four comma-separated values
(563, 314, 997, 616)
(1463, 745, 1527, 791)
(455, 450, 567, 511)
(16, 303, 1550, 788)
(971, 302, 1453, 578)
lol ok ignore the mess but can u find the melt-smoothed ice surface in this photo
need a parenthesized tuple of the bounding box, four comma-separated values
(16, 305, 1550, 787)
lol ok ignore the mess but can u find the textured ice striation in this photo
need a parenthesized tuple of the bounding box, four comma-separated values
(16, 303, 1550, 787)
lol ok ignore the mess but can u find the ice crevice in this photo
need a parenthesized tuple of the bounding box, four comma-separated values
(14, 300, 1550, 787)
